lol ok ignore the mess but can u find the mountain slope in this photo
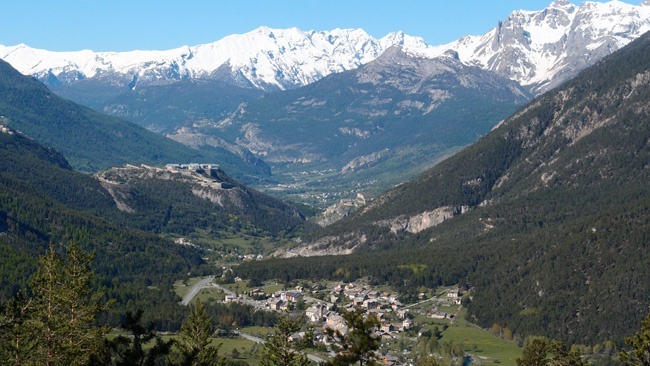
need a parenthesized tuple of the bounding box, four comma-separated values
(246, 31, 650, 344)
(0, 128, 204, 328)
(50, 78, 263, 134)
(0, 59, 269, 175)
(0, 123, 317, 327)
(95, 164, 315, 237)
(200, 47, 530, 204)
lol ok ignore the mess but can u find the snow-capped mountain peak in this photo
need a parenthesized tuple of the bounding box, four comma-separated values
(444, 0, 650, 94)
(1, 1, 649, 94)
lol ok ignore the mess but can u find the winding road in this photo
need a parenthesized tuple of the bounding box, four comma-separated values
(181, 277, 214, 305)
(234, 331, 326, 364)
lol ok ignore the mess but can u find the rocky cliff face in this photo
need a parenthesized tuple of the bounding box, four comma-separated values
(381, 206, 467, 234)
(444, 1, 650, 94)
(313, 194, 368, 227)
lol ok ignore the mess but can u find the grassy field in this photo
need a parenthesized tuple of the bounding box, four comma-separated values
(440, 326, 521, 365)
(213, 336, 261, 365)
(240, 326, 273, 338)
(264, 283, 284, 294)
(218, 280, 286, 297)
(173, 276, 228, 305)
(159, 334, 262, 365)
(192, 287, 225, 304)
(188, 229, 285, 255)
(410, 301, 521, 366)
(439, 309, 521, 366)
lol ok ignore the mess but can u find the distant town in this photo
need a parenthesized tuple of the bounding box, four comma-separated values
(192, 274, 467, 352)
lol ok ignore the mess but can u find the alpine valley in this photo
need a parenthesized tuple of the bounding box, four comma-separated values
(239, 30, 650, 345)
(0, 0, 649, 363)
(2, 1, 649, 205)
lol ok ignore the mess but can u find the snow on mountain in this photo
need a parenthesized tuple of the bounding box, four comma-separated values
(0, 27, 409, 90)
(1, 1, 649, 93)
(437, 0, 650, 94)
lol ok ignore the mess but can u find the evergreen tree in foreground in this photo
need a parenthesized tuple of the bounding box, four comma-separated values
(103, 309, 174, 366)
(325, 308, 381, 366)
(0, 243, 112, 366)
(620, 314, 650, 366)
(0, 291, 37, 365)
(172, 299, 225, 366)
(516, 337, 585, 366)
(260, 314, 313, 366)
(34, 243, 112, 366)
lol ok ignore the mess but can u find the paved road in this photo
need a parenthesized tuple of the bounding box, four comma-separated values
(235, 331, 265, 343)
(404, 296, 437, 308)
(212, 283, 236, 297)
(182, 277, 214, 305)
(234, 331, 327, 364)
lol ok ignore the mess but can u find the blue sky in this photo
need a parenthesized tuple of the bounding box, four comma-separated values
(1, 0, 638, 52)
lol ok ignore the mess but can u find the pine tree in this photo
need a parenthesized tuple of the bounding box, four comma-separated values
(516, 338, 549, 366)
(620, 314, 650, 366)
(516, 338, 586, 366)
(29, 243, 111, 366)
(0, 291, 38, 365)
(325, 308, 381, 366)
(106, 309, 174, 366)
(260, 314, 313, 366)
(173, 300, 224, 366)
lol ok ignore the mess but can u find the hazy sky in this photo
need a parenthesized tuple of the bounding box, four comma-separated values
(1, 0, 639, 52)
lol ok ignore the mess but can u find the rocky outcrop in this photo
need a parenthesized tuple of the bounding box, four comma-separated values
(274, 234, 365, 257)
(95, 164, 239, 211)
(341, 150, 391, 174)
(378, 206, 467, 234)
(313, 194, 368, 226)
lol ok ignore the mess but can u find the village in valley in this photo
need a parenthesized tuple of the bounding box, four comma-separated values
(243, 281, 464, 335)
(178, 272, 479, 365)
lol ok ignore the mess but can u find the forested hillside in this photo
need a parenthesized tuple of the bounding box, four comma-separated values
(237, 31, 650, 345)
(0, 59, 269, 176)
(95, 164, 317, 237)
(0, 131, 205, 328)
(0, 128, 313, 329)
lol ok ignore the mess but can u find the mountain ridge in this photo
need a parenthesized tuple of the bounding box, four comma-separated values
(2, 1, 649, 94)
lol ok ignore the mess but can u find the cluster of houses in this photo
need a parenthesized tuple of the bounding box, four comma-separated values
(217, 280, 468, 365)
(239, 282, 464, 330)
(225, 281, 465, 329)
(321, 283, 413, 338)
(232, 282, 416, 341)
